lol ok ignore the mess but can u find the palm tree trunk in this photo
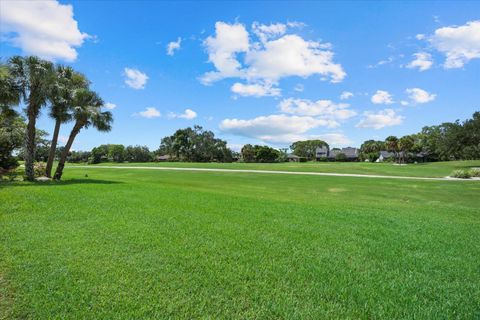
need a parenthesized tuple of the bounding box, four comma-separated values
(53, 122, 82, 180)
(45, 119, 61, 177)
(24, 112, 37, 181)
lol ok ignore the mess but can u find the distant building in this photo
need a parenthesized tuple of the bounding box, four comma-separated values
(316, 147, 360, 161)
(156, 155, 171, 162)
(287, 154, 300, 162)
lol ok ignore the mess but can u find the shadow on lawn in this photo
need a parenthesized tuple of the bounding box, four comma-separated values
(0, 178, 123, 188)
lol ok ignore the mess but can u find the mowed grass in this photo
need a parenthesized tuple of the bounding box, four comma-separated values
(1, 166, 480, 319)
(79, 159, 480, 178)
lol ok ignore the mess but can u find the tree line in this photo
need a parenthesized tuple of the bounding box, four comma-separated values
(359, 112, 480, 163)
(0, 56, 112, 180)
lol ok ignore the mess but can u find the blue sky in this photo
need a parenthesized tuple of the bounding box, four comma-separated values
(1, 1, 479, 151)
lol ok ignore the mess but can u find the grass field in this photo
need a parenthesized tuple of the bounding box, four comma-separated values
(77, 159, 480, 178)
(1, 164, 480, 318)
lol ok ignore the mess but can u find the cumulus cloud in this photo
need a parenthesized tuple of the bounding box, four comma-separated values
(231, 82, 281, 97)
(429, 20, 480, 69)
(124, 68, 148, 89)
(166, 37, 182, 56)
(168, 108, 197, 120)
(220, 114, 336, 144)
(371, 90, 394, 105)
(0, 0, 89, 61)
(406, 52, 433, 71)
(316, 133, 352, 146)
(137, 107, 160, 118)
(104, 102, 117, 110)
(340, 91, 353, 100)
(405, 88, 436, 104)
(356, 109, 404, 129)
(201, 21, 345, 96)
(278, 98, 356, 121)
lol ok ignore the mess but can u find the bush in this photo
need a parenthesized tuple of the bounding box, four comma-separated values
(33, 162, 46, 177)
(317, 156, 327, 162)
(299, 157, 307, 162)
(335, 153, 348, 162)
(470, 168, 480, 177)
(450, 169, 471, 179)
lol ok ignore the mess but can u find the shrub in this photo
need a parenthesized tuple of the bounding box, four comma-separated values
(335, 153, 348, 162)
(450, 169, 471, 179)
(299, 157, 307, 162)
(470, 168, 480, 177)
(317, 156, 327, 162)
(33, 162, 47, 178)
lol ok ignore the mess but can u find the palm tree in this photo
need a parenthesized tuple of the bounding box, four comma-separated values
(53, 89, 112, 180)
(0, 63, 21, 115)
(385, 136, 399, 163)
(8, 56, 54, 181)
(45, 66, 89, 177)
(398, 135, 415, 164)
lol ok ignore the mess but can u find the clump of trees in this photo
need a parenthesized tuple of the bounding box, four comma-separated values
(89, 144, 153, 163)
(241, 144, 281, 163)
(290, 140, 329, 160)
(359, 112, 480, 163)
(157, 125, 233, 162)
(0, 56, 112, 180)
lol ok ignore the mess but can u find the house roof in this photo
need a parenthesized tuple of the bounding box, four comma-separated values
(287, 154, 300, 159)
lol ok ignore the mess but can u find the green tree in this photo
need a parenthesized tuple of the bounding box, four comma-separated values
(385, 136, 399, 163)
(0, 110, 24, 170)
(254, 145, 280, 163)
(290, 140, 329, 160)
(54, 89, 112, 180)
(108, 144, 125, 162)
(46, 66, 89, 177)
(8, 56, 54, 180)
(398, 135, 415, 163)
(241, 144, 255, 163)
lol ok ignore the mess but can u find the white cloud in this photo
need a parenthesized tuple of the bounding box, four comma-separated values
(340, 91, 353, 100)
(429, 20, 480, 69)
(294, 84, 304, 92)
(200, 22, 250, 84)
(201, 21, 345, 92)
(278, 98, 356, 121)
(252, 22, 287, 43)
(405, 88, 436, 104)
(367, 56, 394, 68)
(0, 0, 88, 61)
(316, 133, 352, 146)
(138, 107, 160, 118)
(371, 90, 394, 105)
(231, 82, 281, 97)
(168, 108, 197, 120)
(124, 68, 148, 89)
(400, 100, 410, 106)
(166, 37, 182, 56)
(416, 34, 426, 40)
(356, 109, 404, 129)
(406, 52, 433, 71)
(104, 102, 116, 110)
(220, 114, 336, 144)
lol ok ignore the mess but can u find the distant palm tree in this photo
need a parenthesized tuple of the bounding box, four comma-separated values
(53, 89, 112, 180)
(45, 66, 89, 177)
(8, 56, 54, 181)
(385, 136, 399, 163)
(0, 63, 21, 113)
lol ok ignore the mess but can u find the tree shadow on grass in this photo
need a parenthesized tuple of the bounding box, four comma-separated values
(0, 178, 123, 188)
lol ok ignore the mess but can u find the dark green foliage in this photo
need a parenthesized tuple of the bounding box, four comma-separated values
(359, 140, 384, 162)
(125, 145, 153, 162)
(335, 153, 347, 161)
(0, 109, 23, 170)
(241, 144, 281, 163)
(290, 140, 329, 160)
(157, 125, 233, 162)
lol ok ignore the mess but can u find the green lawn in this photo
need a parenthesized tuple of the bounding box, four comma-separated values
(77, 159, 480, 178)
(1, 165, 480, 318)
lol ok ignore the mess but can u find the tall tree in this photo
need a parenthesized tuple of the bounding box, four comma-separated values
(46, 66, 88, 177)
(54, 89, 112, 180)
(385, 136, 399, 163)
(8, 56, 54, 180)
(398, 135, 414, 163)
(290, 140, 329, 160)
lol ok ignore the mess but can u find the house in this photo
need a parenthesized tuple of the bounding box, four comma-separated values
(315, 146, 329, 160)
(316, 146, 360, 161)
(156, 155, 171, 162)
(287, 154, 300, 162)
(376, 151, 395, 162)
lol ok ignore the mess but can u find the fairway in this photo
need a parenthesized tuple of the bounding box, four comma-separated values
(1, 166, 480, 318)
